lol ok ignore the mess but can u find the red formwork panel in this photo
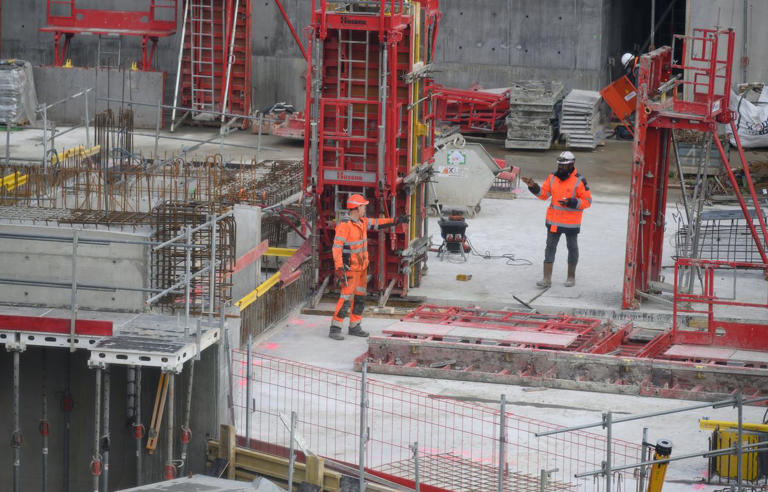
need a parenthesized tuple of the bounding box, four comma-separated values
(0, 314, 113, 337)
(304, 1, 440, 296)
(178, 0, 252, 117)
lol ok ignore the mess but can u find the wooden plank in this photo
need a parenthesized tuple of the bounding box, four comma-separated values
(219, 424, 237, 479)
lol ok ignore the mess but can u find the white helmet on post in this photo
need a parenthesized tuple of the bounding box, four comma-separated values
(557, 151, 575, 166)
(621, 52, 634, 69)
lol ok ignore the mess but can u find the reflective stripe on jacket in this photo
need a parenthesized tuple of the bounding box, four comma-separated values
(536, 168, 592, 233)
(332, 216, 395, 271)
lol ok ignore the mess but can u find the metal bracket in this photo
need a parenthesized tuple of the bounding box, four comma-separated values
(402, 62, 433, 84)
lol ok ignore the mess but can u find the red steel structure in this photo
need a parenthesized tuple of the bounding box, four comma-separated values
(432, 84, 511, 134)
(40, 0, 178, 69)
(176, 0, 252, 118)
(622, 28, 768, 309)
(303, 0, 441, 296)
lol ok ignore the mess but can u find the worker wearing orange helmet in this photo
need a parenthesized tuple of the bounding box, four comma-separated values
(521, 151, 592, 288)
(329, 194, 410, 340)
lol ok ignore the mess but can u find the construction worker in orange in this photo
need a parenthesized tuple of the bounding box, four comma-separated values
(329, 194, 410, 340)
(521, 151, 592, 288)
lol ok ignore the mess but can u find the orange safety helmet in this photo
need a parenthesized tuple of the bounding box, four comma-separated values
(346, 194, 369, 209)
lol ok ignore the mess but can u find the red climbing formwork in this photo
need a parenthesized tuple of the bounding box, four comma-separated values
(622, 28, 768, 310)
(40, 0, 178, 69)
(304, 0, 441, 297)
(171, 0, 251, 126)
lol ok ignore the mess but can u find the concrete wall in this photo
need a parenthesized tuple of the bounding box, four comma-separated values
(232, 204, 262, 302)
(0, 224, 150, 311)
(688, 0, 768, 85)
(0, 345, 221, 491)
(33, 67, 166, 128)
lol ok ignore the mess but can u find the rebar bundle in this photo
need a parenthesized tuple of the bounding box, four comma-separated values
(94, 108, 134, 168)
(151, 201, 236, 312)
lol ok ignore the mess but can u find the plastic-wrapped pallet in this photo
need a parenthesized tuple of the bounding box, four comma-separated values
(505, 80, 563, 150)
(560, 89, 602, 149)
(0, 60, 38, 125)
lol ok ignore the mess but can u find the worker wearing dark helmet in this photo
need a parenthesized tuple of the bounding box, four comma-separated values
(329, 194, 410, 340)
(521, 151, 592, 288)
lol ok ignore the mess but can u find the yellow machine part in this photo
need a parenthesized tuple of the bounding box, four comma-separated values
(713, 429, 763, 480)
(646, 439, 672, 492)
(699, 419, 768, 481)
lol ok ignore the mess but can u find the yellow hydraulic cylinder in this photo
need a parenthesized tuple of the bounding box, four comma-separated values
(647, 439, 673, 492)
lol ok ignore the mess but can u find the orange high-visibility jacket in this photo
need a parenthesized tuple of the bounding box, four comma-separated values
(332, 216, 395, 271)
(535, 168, 592, 233)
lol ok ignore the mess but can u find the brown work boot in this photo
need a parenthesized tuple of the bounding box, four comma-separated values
(329, 325, 344, 341)
(564, 263, 577, 287)
(536, 263, 553, 288)
(348, 323, 369, 337)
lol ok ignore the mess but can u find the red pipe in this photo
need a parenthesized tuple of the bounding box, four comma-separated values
(274, 0, 308, 60)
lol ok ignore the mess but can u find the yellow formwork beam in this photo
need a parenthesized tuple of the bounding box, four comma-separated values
(2, 171, 28, 191)
(264, 247, 297, 257)
(49, 144, 100, 165)
(235, 271, 281, 311)
(699, 419, 768, 433)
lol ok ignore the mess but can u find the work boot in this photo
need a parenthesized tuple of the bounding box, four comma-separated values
(348, 323, 369, 338)
(564, 263, 577, 287)
(536, 263, 553, 288)
(329, 326, 344, 341)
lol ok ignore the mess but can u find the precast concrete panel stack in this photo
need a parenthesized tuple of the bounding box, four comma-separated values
(504, 80, 563, 150)
(560, 89, 602, 149)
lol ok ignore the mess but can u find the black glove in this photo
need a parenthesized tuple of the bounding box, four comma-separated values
(559, 198, 579, 209)
(528, 183, 541, 195)
(396, 215, 411, 225)
(334, 267, 348, 286)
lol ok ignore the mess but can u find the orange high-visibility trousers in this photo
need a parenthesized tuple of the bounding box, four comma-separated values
(331, 270, 367, 327)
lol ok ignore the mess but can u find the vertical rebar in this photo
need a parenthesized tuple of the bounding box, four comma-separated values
(359, 359, 368, 492)
(604, 411, 613, 492)
(166, 373, 175, 480)
(70, 230, 79, 352)
(498, 394, 506, 492)
(101, 368, 111, 492)
(245, 334, 252, 441)
(135, 367, 143, 486)
(12, 350, 21, 492)
(93, 368, 102, 492)
(411, 441, 420, 492)
(208, 213, 217, 323)
(42, 350, 49, 492)
(288, 411, 296, 491)
(737, 392, 743, 491)
(184, 226, 191, 337)
(179, 361, 195, 476)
